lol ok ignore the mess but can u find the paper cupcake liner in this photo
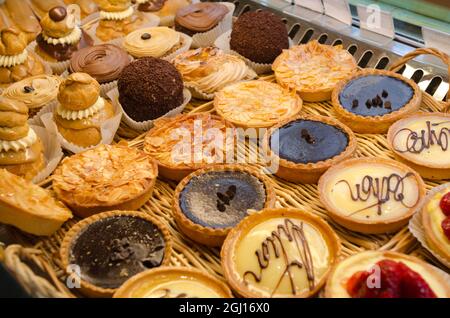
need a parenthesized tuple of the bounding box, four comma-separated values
(409, 182, 450, 268)
(190, 2, 234, 48)
(27, 41, 70, 75)
(162, 33, 193, 62)
(107, 87, 191, 132)
(61, 70, 120, 98)
(28, 99, 59, 127)
(185, 83, 215, 100)
(40, 99, 123, 154)
(31, 125, 64, 184)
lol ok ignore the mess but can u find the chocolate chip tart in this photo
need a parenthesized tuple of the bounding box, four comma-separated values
(221, 208, 341, 298)
(332, 69, 422, 133)
(60, 210, 172, 297)
(173, 164, 276, 247)
(262, 114, 357, 184)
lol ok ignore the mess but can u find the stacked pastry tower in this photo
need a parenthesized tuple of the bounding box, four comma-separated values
(54, 72, 114, 148)
(0, 28, 46, 88)
(0, 96, 44, 180)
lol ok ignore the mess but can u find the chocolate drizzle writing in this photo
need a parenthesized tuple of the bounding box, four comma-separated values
(152, 288, 196, 298)
(243, 219, 315, 297)
(337, 173, 418, 216)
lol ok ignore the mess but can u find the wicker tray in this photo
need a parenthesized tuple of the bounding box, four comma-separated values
(1, 47, 449, 298)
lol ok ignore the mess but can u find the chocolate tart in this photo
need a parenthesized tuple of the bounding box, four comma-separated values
(332, 69, 422, 133)
(221, 208, 341, 298)
(325, 251, 450, 298)
(387, 112, 450, 180)
(173, 164, 276, 247)
(318, 157, 426, 234)
(114, 267, 233, 298)
(262, 114, 357, 184)
(60, 210, 172, 297)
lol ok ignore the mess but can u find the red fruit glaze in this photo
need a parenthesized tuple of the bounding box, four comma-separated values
(440, 192, 450, 216)
(442, 217, 450, 241)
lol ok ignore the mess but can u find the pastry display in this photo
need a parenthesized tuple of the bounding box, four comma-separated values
(137, 0, 191, 27)
(318, 157, 425, 234)
(325, 251, 450, 298)
(143, 113, 235, 181)
(0, 96, 44, 180)
(54, 72, 115, 148)
(332, 69, 422, 133)
(0, 169, 72, 236)
(123, 26, 190, 60)
(173, 164, 276, 246)
(273, 41, 357, 102)
(214, 80, 302, 130)
(0, 28, 47, 89)
(230, 10, 288, 65)
(69, 44, 130, 85)
(263, 114, 356, 184)
(94, 0, 146, 42)
(118, 57, 185, 122)
(222, 208, 341, 298)
(387, 112, 450, 180)
(421, 183, 450, 263)
(175, 2, 229, 36)
(52, 144, 158, 218)
(114, 267, 233, 298)
(60, 210, 172, 297)
(1, 0, 41, 41)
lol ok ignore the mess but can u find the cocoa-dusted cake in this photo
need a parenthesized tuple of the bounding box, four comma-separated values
(118, 57, 184, 122)
(230, 10, 288, 64)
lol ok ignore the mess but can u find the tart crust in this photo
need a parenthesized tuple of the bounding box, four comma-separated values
(332, 69, 422, 134)
(221, 208, 341, 298)
(318, 157, 426, 234)
(172, 164, 276, 247)
(60, 210, 173, 298)
(262, 114, 357, 184)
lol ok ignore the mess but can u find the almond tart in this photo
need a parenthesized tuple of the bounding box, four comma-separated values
(318, 157, 426, 234)
(262, 114, 357, 184)
(173, 164, 276, 247)
(221, 208, 341, 298)
(144, 113, 234, 181)
(332, 69, 422, 133)
(60, 210, 172, 297)
(325, 251, 450, 298)
(387, 112, 450, 180)
(114, 267, 233, 298)
(52, 144, 158, 218)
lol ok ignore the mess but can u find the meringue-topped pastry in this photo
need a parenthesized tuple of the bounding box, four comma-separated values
(0, 28, 46, 88)
(173, 47, 257, 98)
(0, 96, 44, 180)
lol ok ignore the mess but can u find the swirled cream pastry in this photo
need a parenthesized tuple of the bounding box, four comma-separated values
(172, 47, 257, 97)
(0, 28, 46, 88)
(0, 96, 44, 180)
(35, 6, 94, 63)
(95, 0, 146, 42)
(2, 75, 62, 118)
(54, 72, 115, 147)
(123, 27, 184, 59)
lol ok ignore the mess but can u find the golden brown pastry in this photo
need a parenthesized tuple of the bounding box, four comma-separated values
(138, 0, 191, 27)
(0, 96, 44, 180)
(29, 0, 67, 20)
(3, 0, 42, 41)
(54, 72, 114, 148)
(65, 0, 98, 19)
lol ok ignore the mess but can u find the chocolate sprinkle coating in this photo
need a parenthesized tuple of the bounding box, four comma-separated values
(230, 10, 289, 64)
(118, 57, 184, 122)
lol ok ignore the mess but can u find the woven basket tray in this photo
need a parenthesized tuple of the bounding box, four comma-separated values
(1, 47, 449, 298)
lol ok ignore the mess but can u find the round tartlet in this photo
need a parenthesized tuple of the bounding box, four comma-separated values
(272, 41, 357, 102)
(262, 114, 357, 184)
(318, 157, 426, 234)
(387, 112, 450, 180)
(52, 144, 158, 218)
(325, 251, 450, 298)
(60, 210, 172, 297)
(114, 267, 233, 298)
(221, 208, 341, 298)
(143, 113, 235, 181)
(332, 69, 422, 133)
(173, 164, 276, 247)
(214, 80, 302, 130)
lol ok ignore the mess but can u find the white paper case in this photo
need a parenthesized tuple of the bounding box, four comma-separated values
(28, 99, 59, 127)
(409, 183, 450, 268)
(27, 41, 70, 75)
(107, 87, 191, 132)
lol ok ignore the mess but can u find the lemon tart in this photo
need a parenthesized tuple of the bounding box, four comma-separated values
(318, 157, 425, 234)
(221, 208, 340, 298)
